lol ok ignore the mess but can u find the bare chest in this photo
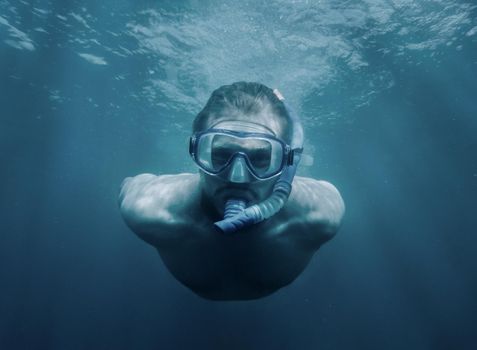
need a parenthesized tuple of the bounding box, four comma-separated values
(157, 219, 313, 300)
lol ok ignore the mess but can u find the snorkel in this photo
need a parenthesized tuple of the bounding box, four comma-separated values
(214, 90, 304, 233)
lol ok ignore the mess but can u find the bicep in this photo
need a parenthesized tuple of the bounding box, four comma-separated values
(118, 173, 156, 208)
(308, 181, 345, 233)
(284, 217, 337, 253)
(118, 174, 192, 247)
(120, 202, 191, 248)
(290, 178, 345, 248)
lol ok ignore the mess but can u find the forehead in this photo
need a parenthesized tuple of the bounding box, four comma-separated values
(211, 120, 276, 136)
(211, 133, 272, 151)
(207, 108, 287, 138)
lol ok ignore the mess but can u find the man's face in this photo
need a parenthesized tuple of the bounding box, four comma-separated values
(197, 120, 283, 216)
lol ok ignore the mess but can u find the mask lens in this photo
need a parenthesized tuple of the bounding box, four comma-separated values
(195, 131, 285, 178)
(246, 144, 272, 176)
(210, 135, 240, 169)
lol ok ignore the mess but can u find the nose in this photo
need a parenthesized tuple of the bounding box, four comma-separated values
(226, 155, 253, 183)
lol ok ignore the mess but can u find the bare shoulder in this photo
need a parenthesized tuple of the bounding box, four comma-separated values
(119, 173, 201, 243)
(119, 173, 199, 213)
(287, 176, 345, 239)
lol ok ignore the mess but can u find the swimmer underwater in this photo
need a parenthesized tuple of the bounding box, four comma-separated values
(119, 82, 345, 301)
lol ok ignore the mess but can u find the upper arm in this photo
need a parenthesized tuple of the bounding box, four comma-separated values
(118, 173, 192, 246)
(119, 173, 162, 227)
(289, 177, 345, 248)
(309, 180, 345, 235)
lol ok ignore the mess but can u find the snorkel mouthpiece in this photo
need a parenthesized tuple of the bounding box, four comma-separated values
(214, 92, 303, 234)
(223, 198, 247, 219)
(214, 202, 258, 233)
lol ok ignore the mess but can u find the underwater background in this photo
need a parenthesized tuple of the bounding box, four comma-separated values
(1, 0, 476, 349)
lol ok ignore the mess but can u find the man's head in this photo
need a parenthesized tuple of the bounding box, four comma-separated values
(191, 82, 295, 214)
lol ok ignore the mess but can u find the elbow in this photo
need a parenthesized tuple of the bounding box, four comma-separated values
(119, 203, 161, 246)
(317, 217, 341, 242)
(119, 200, 143, 232)
(309, 183, 345, 242)
(327, 193, 345, 239)
(320, 181, 345, 229)
(334, 191, 345, 228)
(118, 173, 157, 218)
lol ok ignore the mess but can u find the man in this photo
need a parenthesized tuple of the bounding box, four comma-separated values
(119, 82, 345, 300)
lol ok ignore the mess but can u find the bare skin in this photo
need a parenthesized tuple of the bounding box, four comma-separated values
(119, 172, 345, 300)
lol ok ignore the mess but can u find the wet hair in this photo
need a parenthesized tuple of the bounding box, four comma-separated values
(193, 82, 294, 143)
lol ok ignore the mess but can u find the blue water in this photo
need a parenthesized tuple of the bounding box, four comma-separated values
(1, 0, 476, 349)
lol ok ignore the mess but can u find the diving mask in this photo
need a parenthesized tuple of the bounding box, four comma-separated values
(189, 129, 295, 180)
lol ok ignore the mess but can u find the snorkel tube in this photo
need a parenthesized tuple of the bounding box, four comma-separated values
(214, 91, 304, 234)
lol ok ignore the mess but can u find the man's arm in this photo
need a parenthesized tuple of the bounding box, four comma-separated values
(118, 173, 199, 247)
(287, 177, 345, 249)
